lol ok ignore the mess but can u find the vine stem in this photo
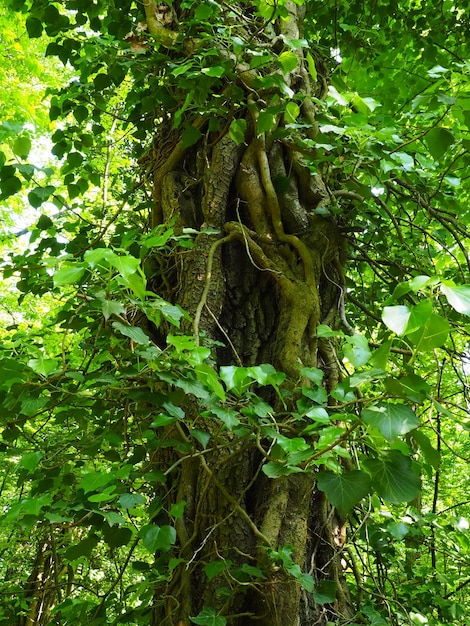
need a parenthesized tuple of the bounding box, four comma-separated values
(193, 233, 235, 345)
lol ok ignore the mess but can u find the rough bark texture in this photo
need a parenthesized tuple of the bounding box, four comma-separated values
(143, 2, 353, 624)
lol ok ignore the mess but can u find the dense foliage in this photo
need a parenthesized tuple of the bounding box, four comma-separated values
(1, 1, 470, 625)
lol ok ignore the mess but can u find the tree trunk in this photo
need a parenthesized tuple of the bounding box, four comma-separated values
(143, 2, 353, 624)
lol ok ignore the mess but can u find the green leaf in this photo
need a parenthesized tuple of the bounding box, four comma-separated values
(278, 50, 298, 73)
(343, 334, 371, 367)
(362, 403, 419, 441)
(182, 124, 202, 148)
(119, 493, 146, 509)
(316, 470, 371, 516)
(112, 322, 150, 345)
(100, 299, 126, 320)
(313, 580, 337, 604)
(257, 110, 276, 134)
(229, 118, 247, 145)
(26, 16, 43, 37)
(0, 174, 22, 199)
(190, 607, 227, 626)
(441, 283, 470, 315)
(406, 313, 449, 350)
(19, 451, 43, 472)
(411, 430, 440, 469)
(53, 265, 85, 287)
(262, 461, 303, 478)
(203, 560, 229, 581)
(111, 253, 141, 278)
(364, 450, 421, 504)
(424, 126, 454, 160)
(79, 471, 114, 493)
(382, 305, 411, 335)
(27, 356, 58, 376)
(306, 52, 317, 81)
(140, 524, 176, 553)
(195, 364, 226, 401)
(201, 66, 225, 77)
(285, 101, 300, 124)
(13, 136, 32, 158)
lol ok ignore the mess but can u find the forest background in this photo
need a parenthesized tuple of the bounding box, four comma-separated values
(1, 1, 470, 625)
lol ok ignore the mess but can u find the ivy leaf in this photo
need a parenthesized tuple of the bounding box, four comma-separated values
(343, 334, 371, 367)
(19, 451, 43, 472)
(13, 136, 32, 158)
(53, 265, 85, 287)
(190, 607, 227, 626)
(364, 450, 421, 503)
(112, 322, 150, 345)
(306, 52, 317, 81)
(406, 313, 449, 350)
(441, 283, 470, 315)
(195, 364, 226, 401)
(382, 305, 411, 335)
(424, 127, 454, 160)
(118, 493, 146, 509)
(316, 470, 371, 516)
(278, 50, 298, 73)
(140, 524, 176, 553)
(313, 580, 337, 605)
(229, 118, 247, 145)
(362, 403, 419, 441)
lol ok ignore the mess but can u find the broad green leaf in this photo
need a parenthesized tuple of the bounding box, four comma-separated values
(343, 334, 371, 367)
(362, 403, 419, 441)
(278, 50, 298, 73)
(111, 254, 141, 278)
(140, 524, 176, 553)
(384, 374, 430, 403)
(229, 118, 247, 145)
(382, 305, 411, 335)
(257, 110, 276, 134)
(306, 52, 317, 81)
(201, 66, 225, 77)
(64, 536, 99, 561)
(203, 560, 229, 581)
(262, 461, 303, 478)
(0, 174, 22, 199)
(411, 429, 440, 469)
(313, 580, 337, 604)
(53, 264, 85, 287)
(364, 450, 421, 503)
(195, 364, 226, 401)
(19, 451, 43, 472)
(316, 470, 371, 516)
(209, 404, 240, 430)
(190, 607, 227, 626)
(112, 322, 150, 345)
(13, 136, 32, 158)
(100, 299, 126, 320)
(219, 365, 249, 392)
(424, 126, 454, 160)
(441, 283, 470, 315)
(79, 471, 114, 493)
(285, 101, 300, 124)
(246, 364, 285, 386)
(27, 356, 58, 376)
(182, 124, 202, 148)
(25, 16, 43, 37)
(119, 493, 146, 509)
(406, 313, 449, 350)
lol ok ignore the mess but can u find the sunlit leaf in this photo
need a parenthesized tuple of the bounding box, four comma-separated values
(364, 450, 421, 503)
(317, 470, 371, 516)
(362, 403, 419, 441)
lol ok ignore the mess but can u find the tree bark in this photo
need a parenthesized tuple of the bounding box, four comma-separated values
(144, 2, 353, 624)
